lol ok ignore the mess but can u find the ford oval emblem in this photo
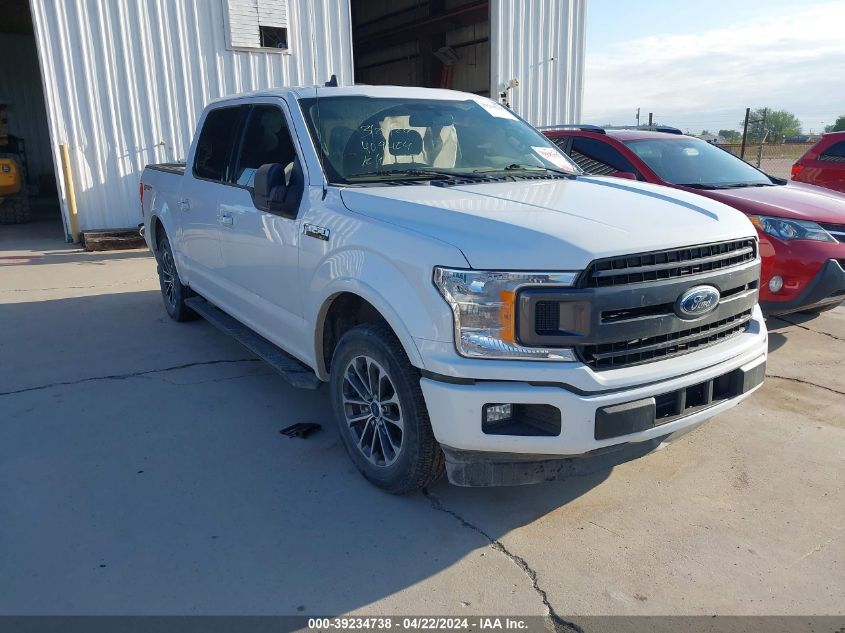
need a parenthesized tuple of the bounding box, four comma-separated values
(675, 285, 720, 319)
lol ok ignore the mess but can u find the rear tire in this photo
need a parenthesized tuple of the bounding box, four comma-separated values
(329, 322, 444, 494)
(0, 195, 31, 224)
(156, 236, 198, 322)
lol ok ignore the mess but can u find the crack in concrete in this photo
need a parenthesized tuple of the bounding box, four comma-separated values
(766, 374, 845, 398)
(0, 358, 261, 397)
(423, 489, 583, 633)
(770, 315, 845, 343)
(791, 528, 845, 567)
(139, 370, 276, 387)
(0, 279, 152, 293)
(588, 520, 623, 538)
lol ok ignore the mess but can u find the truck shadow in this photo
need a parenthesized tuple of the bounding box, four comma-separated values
(0, 290, 619, 615)
(0, 247, 151, 266)
(765, 329, 788, 353)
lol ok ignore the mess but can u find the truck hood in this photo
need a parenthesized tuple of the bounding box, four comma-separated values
(682, 180, 845, 224)
(340, 176, 757, 270)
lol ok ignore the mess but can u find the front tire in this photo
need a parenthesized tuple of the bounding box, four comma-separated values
(329, 323, 444, 494)
(156, 236, 197, 322)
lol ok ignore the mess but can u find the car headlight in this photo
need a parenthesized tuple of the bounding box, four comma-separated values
(749, 216, 835, 242)
(433, 267, 578, 361)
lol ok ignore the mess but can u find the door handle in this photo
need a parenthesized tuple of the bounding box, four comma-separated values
(178, 197, 190, 212)
(218, 213, 234, 226)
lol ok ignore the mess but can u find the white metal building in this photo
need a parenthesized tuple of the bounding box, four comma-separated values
(2, 0, 586, 238)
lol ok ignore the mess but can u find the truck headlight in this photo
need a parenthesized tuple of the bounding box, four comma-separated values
(433, 267, 578, 361)
(749, 216, 835, 242)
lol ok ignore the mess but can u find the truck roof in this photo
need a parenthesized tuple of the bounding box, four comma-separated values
(207, 84, 487, 106)
(605, 129, 690, 141)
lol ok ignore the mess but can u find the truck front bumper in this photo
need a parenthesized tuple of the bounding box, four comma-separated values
(420, 309, 768, 486)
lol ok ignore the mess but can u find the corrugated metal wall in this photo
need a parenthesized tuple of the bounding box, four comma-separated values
(0, 33, 52, 188)
(490, 0, 586, 128)
(26, 0, 583, 233)
(29, 0, 353, 233)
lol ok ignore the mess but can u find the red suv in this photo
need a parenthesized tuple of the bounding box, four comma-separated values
(544, 126, 845, 315)
(791, 131, 845, 193)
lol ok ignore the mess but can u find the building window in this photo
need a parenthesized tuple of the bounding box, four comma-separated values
(259, 25, 288, 49)
(225, 0, 290, 52)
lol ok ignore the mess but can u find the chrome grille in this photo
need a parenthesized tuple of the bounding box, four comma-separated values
(577, 310, 753, 370)
(579, 239, 757, 288)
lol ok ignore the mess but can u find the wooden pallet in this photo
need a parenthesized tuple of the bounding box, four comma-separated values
(81, 228, 146, 251)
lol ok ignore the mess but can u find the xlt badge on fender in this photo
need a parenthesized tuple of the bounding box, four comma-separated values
(675, 285, 720, 319)
(304, 223, 330, 241)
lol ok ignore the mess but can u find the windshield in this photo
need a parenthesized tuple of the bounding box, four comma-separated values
(299, 96, 580, 184)
(624, 138, 774, 188)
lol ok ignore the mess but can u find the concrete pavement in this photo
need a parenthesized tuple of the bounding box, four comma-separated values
(1, 219, 843, 619)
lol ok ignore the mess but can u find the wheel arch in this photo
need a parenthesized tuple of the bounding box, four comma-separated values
(314, 285, 425, 381)
(149, 214, 164, 252)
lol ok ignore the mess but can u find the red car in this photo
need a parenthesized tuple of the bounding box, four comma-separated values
(791, 131, 845, 193)
(543, 126, 845, 315)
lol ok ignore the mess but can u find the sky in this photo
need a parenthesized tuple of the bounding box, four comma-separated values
(582, 0, 845, 135)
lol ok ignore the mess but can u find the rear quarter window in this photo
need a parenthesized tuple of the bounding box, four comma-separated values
(820, 141, 845, 162)
(569, 137, 637, 176)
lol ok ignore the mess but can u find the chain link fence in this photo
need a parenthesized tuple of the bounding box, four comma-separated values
(718, 142, 813, 179)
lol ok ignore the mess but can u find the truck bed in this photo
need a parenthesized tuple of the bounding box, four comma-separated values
(146, 162, 186, 175)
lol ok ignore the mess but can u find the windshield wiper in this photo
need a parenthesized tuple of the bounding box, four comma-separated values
(474, 163, 576, 177)
(677, 181, 774, 190)
(345, 168, 489, 182)
(676, 183, 718, 189)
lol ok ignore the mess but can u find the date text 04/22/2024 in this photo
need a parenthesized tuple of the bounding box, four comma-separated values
(307, 617, 529, 630)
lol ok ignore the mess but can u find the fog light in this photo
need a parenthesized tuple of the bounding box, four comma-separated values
(769, 275, 784, 293)
(484, 403, 513, 423)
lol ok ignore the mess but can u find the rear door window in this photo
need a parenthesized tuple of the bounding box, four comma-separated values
(193, 107, 243, 181)
(570, 137, 637, 176)
(820, 141, 845, 162)
(547, 135, 573, 155)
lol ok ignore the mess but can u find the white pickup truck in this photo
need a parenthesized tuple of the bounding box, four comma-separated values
(140, 85, 767, 493)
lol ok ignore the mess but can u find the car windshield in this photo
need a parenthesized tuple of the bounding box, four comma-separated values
(624, 137, 774, 188)
(299, 96, 580, 184)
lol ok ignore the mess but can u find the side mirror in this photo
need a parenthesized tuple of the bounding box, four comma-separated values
(253, 161, 304, 217)
(611, 170, 638, 180)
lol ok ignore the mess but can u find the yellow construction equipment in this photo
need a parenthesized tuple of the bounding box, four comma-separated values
(0, 104, 31, 224)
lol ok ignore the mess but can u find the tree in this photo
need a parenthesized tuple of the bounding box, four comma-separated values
(825, 115, 845, 133)
(741, 108, 801, 143)
(719, 129, 742, 143)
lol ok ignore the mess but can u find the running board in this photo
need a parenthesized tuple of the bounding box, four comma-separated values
(185, 297, 322, 390)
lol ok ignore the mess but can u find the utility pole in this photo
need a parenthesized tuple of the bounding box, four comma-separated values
(648, 112, 653, 126)
(740, 107, 750, 159)
(636, 108, 640, 127)
(756, 109, 768, 168)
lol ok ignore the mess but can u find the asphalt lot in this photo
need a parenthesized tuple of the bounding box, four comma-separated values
(1, 213, 843, 619)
